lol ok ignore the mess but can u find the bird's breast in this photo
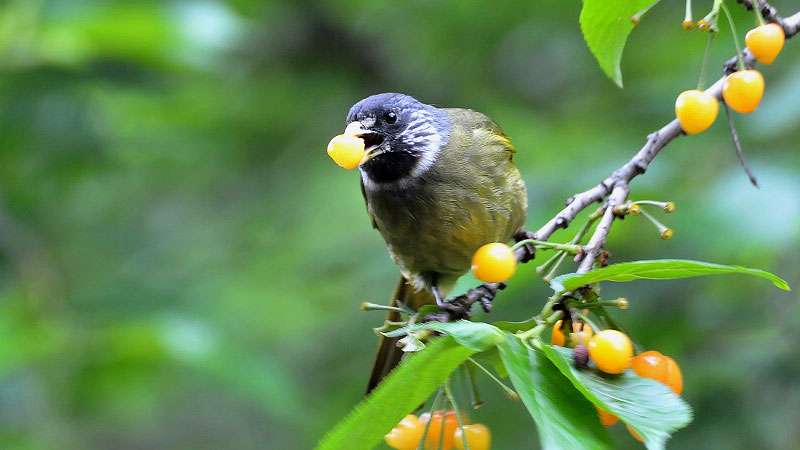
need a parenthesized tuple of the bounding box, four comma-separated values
(364, 160, 526, 289)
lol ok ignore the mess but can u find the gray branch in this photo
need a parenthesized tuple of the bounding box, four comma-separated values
(437, 5, 800, 320)
(539, 8, 800, 273)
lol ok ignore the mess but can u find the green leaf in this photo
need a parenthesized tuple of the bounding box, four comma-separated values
(421, 321, 505, 351)
(383, 320, 505, 352)
(550, 259, 790, 292)
(315, 336, 474, 450)
(579, 0, 661, 87)
(492, 318, 537, 333)
(542, 345, 692, 450)
(498, 334, 612, 450)
(471, 346, 507, 378)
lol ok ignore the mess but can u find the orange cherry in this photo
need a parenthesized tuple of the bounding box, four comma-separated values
(596, 406, 619, 426)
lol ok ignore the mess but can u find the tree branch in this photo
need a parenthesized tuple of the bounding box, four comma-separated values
(431, 4, 800, 322)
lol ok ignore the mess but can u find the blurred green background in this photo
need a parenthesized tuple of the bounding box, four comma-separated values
(0, 0, 798, 448)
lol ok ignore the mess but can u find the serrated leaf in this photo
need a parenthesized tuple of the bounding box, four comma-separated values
(579, 0, 660, 87)
(498, 334, 612, 450)
(542, 345, 692, 450)
(550, 259, 790, 292)
(315, 336, 474, 450)
(382, 320, 505, 352)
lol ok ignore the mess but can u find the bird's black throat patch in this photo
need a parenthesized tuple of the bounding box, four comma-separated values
(361, 150, 420, 183)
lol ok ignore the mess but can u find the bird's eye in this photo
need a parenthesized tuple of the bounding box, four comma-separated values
(385, 111, 398, 124)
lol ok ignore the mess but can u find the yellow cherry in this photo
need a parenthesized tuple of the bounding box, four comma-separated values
(384, 414, 424, 450)
(722, 70, 765, 114)
(588, 329, 633, 374)
(454, 423, 491, 450)
(675, 90, 719, 134)
(327, 134, 365, 169)
(471, 243, 517, 283)
(551, 320, 593, 347)
(745, 23, 785, 65)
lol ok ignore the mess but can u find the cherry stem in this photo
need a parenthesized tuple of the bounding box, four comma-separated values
(753, 0, 767, 25)
(467, 358, 519, 401)
(463, 364, 483, 408)
(543, 252, 568, 283)
(630, 200, 665, 207)
(575, 312, 603, 335)
(639, 208, 671, 235)
(361, 302, 406, 313)
(536, 207, 603, 280)
(698, 32, 716, 90)
(418, 388, 444, 450)
(721, 1, 746, 71)
(512, 239, 582, 254)
(722, 101, 759, 187)
(517, 299, 564, 341)
(631, 0, 660, 25)
(444, 379, 471, 450)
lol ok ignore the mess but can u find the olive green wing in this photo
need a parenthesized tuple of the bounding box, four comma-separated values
(440, 107, 528, 241)
(443, 108, 517, 159)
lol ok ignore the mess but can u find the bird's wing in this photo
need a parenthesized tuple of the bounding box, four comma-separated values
(360, 178, 379, 229)
(443, 108, 517, 157)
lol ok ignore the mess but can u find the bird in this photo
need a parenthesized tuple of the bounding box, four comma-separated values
(340, 93, 528, 393)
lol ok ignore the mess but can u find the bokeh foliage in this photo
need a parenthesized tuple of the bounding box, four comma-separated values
(0, 0, 798, 449)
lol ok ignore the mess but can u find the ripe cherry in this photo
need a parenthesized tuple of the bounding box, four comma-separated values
(551, 320, 593, 348)
(722, 70, 765, 114)
(746, 23, 785, 65)
(596, 406, 619, 426)
(384, 414, 424, 450)
(675, 90, 719, 134)
(419, 410, 459, 450)
(471, 243, 517, 283)
(326, 134, 365, 169)
(630, 350, 683, 395)
(454, 423, 491, 450)
(588, 329, 633, 374)
(627, 425, 644, 442)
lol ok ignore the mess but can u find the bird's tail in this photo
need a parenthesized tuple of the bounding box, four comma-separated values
(366, 276, 436, 394)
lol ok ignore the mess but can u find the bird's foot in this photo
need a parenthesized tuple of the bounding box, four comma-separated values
(423, 282, 507, 323)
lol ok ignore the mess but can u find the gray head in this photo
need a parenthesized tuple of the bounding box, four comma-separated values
(344, 93, 451, 185)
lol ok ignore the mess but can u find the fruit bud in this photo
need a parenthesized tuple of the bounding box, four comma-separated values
(573, 345, 590, 369)
(683, 0, 694, 31)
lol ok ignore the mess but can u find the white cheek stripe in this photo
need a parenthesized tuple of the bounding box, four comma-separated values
(360, 110, 448, 190)
(408, 129, 442, 178)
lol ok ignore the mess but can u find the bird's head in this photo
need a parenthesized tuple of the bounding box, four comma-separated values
(344, 93, 451, 185)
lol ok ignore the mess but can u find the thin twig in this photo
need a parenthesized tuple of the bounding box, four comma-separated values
(722, 101, 759, 187)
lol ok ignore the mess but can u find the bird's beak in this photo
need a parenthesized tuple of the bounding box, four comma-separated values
(344, 121, 386, 165)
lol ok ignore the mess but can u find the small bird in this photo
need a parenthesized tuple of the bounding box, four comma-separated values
(341, 93, 528, 392)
